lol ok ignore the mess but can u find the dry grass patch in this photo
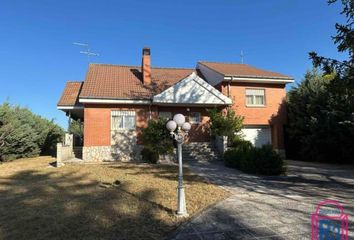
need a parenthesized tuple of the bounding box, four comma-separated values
(0, 157, 229, 240)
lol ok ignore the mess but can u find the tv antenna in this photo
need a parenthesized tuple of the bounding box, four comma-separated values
(73, 42, 99, 62)
(240, 50, 244, 64)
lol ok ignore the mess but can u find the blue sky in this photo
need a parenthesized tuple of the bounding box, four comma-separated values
(0, 0, 348, 128)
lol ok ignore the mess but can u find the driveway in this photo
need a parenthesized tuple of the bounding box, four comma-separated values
(171, 160, 354, 239)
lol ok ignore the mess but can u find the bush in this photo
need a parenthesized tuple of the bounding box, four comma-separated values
(69, 119, 83, 146)
(141, 147, 159, 164)
(255, 145, 285, 175)
(208, 108, 244, 139)
(224, 143, 285, 176)
(0, 102, 64, 161)
(141, 118, 174, 163)
(224, 140, 253, 169)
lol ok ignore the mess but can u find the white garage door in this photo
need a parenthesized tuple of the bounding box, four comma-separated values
(241, 127, 271, 148)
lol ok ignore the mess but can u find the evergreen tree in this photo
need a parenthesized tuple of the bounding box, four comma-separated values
(287, 0, 354, 163)
(0, 102, 64, 161)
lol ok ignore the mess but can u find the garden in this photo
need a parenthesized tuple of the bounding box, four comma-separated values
(208, 108, 286, 176)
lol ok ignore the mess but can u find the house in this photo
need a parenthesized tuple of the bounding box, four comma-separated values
(57, 47, 293, 161)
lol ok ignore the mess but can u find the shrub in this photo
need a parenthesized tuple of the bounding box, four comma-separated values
(0, 102, 64, 161)
(141, 118, 174, 163)
(224, 140, 253, 169)
(141, 147, 159, 164)
(255, 145, 285, 175)
(68, 119, 84, 146)
(224, 143, 285, 176)
(208, 108, 244, 139)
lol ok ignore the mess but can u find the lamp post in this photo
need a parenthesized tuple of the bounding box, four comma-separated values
(166, 113, 191, 217)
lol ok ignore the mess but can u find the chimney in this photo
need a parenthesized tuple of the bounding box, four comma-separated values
(142, 47, 151, 85)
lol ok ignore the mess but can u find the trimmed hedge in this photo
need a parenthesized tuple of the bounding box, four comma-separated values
(224, 141, 285, 176)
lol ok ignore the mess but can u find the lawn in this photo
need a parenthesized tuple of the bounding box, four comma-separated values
(0, 157, 229, 240)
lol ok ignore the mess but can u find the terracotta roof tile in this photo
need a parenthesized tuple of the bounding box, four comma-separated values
(79, 64, 194, 99)
(199, 61, 293, 79)
(57, 81, 83, 106)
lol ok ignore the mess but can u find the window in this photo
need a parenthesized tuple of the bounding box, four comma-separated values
(189, 112, 201, 123)
(246, 89, 265, 106)
(158, 111, 172, 120)
(111, 111, 136, 130)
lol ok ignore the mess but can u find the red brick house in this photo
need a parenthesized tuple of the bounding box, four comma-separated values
(57, 47, 293, 161)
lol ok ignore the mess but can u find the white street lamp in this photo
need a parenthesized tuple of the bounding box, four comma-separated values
(166, 113, 191, 217)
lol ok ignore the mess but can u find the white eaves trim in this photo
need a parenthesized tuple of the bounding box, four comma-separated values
(224, 76, 294, 84)
(79, 98, 151, 104)
(153, 72, 232, 105)
(57, 106, 84, 110)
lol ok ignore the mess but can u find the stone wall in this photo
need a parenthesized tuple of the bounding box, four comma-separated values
(214, 135, 228, 156)
(82, 146, 112, 162)
(82, 129, 144, 162)
(82, 145, 143, 162)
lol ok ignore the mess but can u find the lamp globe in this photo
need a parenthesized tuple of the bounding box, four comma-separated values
(182, 122, 191, 132)
(173, 114, 185, 127)
(166, 120, 177, 132)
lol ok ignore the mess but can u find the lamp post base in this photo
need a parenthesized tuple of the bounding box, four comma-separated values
(176, 185, 188, 217)
(176, 211, 189, 217)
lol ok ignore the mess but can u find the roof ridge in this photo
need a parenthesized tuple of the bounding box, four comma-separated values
(67, 80, 83, 83)
(198, 61, 246, 65)
(90, 63, 139, 68)
(152, 66, 194, 70)
(89, 63, 194, 70)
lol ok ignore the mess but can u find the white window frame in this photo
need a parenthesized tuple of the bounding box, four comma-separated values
(111, 110, 136, 130)
(189, 112, 201, 124)
(245, 88, 266, 107)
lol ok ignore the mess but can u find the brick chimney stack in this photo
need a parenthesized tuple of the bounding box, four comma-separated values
(142, 47, 151, 85)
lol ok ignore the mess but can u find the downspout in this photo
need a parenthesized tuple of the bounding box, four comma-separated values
(227, 78, 231, 98)
(227, 77, 232, 110)
(68, 111, 71, 132)
(148, 97, 153, 120)
(148, 101, 152, 120)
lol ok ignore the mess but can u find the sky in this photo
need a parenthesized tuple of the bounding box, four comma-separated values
(0, 0, 348, 129)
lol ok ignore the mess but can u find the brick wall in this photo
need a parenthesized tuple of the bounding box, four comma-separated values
(82, 82, 287, 151)
(84, 104, 150, 147)
(83, 104, 213, 148)
(156, 106, 212, 142)
(219, 82, 287, 150)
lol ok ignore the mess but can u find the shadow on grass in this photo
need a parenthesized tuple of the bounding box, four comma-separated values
(0, 169, 177, 240)
(108, 164, 210, 185)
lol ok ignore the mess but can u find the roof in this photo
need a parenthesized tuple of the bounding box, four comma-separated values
(198, 61, 293, 79)
(57, 81, 83, 106)
(79, 64, 194, 100)
(153, 72, 232, 105)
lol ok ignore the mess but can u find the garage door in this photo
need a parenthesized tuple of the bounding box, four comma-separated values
(241, 126, 271, 148)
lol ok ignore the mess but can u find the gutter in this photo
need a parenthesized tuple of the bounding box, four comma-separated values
(79, 98, 151, 104)
(224, 76, 294, 84)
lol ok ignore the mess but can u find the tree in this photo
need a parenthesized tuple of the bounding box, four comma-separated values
(141, 117, 174, 157)
(285, 69, 351, 162)
(68, 119, 83, 138)
(287, 0, 354, 163)
(0, 102, 64, 161)
(207, 108, 244, 139)
(309, 0, 353, 74)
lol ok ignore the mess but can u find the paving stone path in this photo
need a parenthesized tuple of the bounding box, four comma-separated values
(170, 160, 354, 240)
